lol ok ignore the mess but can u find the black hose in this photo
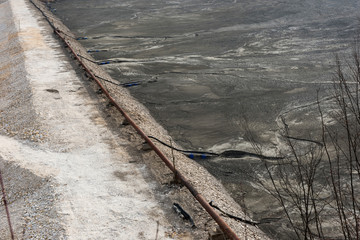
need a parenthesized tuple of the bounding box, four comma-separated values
(148, 136, 283, 160)
(209, 201, 280, 226)
(209, 201, 259, 226)
(77, 54, 101, 64)
(93, 74, 121, 86)
(220, 150, 283, 160)
(148, 136, 219, 158)
(94, 75, 141, 88)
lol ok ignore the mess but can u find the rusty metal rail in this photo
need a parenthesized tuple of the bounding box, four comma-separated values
(29, 1, 241, 239)
(0, 169, 15, 240)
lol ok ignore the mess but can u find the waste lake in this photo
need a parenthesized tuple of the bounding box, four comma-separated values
(51, 0, 360, 238)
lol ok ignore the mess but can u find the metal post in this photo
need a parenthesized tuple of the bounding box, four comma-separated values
(0, 169, 15, 240)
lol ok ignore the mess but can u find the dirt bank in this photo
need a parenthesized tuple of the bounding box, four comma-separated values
(0, 0, 268, 239)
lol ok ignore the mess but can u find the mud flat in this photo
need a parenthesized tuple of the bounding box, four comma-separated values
(0, 0, 268, 239)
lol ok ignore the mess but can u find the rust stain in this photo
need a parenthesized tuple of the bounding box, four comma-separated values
(9, 45, 24, 57)
(0, 72, 10, 83)
(0, 63, 11, 73)
(4, 33, 25, 56)
(18, 27, 47, 50)
(0, 69, 10, 98)
(7, 32, 19, 41)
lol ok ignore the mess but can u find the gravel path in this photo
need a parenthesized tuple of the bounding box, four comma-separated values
(0, 0, 269, 239)
(0, 0, 177, 239)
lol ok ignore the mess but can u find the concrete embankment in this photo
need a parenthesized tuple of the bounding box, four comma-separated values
(0, 0, 269, 239)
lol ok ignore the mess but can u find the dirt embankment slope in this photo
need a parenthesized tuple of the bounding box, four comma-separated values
(0, 0, 269, 239)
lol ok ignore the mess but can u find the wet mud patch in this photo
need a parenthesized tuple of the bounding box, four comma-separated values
(113, 170, 132, 181)
(45, 88, 59, 93)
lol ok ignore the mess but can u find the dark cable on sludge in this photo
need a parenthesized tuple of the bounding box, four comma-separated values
(210, 201, 259, 226)
(77, 54, 135, 65)
(77, 54, 98, 64)
(209, 201, 280, 226)
(94, 75, 140, 88)
(77, 54, 111, 65)
(148, 136, 219, 159)
(148, 136, 283, 160)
